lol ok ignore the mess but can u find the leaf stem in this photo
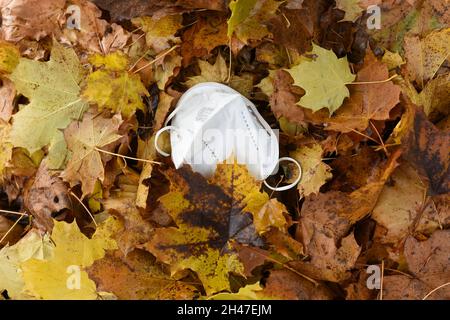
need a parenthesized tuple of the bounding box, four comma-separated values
(69, 191, 97, 227)
(94, 147, 161, 165)
(347, 74, 398, 85)
(132, 45, 180, 74)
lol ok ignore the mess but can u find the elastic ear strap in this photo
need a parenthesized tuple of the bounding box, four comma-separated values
(263, 157, 302, 192)
(154, 126, 178, 157)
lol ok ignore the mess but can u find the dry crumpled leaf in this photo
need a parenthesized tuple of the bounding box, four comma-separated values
(293, 150, 401, 282)
(404, 28, 450, 88)
(394, 103, 450, 195)
(59, 0, 130, 54)
(62, 111, 123, 198)
(258, 70, 305, 124)
(186, 54, 253, 98)
(290, 143, 332, 198)
(87, 249, 198, 300)
(0, 0, 65, 42)
(24, 163, 71, 232)
(335, 0, 364, 22)
(181, 13, 228, 66)
(21, 217, 120, 300)
(142, 162, 268, 295)
(383, 230, 450, 300)
(0, 79, 16, 122)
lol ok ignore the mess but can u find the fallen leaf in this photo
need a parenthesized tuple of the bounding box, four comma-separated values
(9, 40, 89, 169)
(0, 0, 65, 41)
(404, 28, 450, 88)
(0, 41, 20, 74)
(132, 14, 182, 53)
(142, 162, 268, 295)
(254, 198, 288, 234)
(228, 0, 282, 44)
(186, 54, 253, 97)
(87, 249, 198, 300)
(335, 0, 364, 22)
(305, 51, 401, 132)
(286, 44, 356, 114)
(24, 163, 71, 232)
(62, 111, 123, 198)
(0, 230, 53, 299)
(21, 217, 120, 300)
(290, 143, 332, 198)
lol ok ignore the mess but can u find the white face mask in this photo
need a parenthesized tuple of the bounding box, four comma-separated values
(155, 82, 301, 191)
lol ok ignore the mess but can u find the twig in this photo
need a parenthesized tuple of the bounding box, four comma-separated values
(94, 147, 161, 165)
(422, 282, 450, 300)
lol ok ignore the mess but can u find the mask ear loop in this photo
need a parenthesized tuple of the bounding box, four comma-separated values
(154, 126, 180, 157)
(263, 157, 302, 192)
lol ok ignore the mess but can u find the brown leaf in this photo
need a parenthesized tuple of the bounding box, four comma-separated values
(0, 216, 23, 246)
(0, 0, 65, 42)
(399, 103, 450, 195)
(305, 51, 401, 132)
(24, 163, 71, 232)
(0, 78, 15, 122)
(87, 249, 199, 300)
(181, 13, 228, 66)
(259, 269, 334, 299)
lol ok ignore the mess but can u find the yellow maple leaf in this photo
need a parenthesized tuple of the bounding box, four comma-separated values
(228, 0, 281, 43)
(185, 54, 253, 97)
(21, 217, 120, 300)
(142, 162, 268, 295)
(286, 44, 356, 114)
(82, 52, 149, 118)
(132, 15, 182, 53)
(290, 144, 332, 198)
(0, 230, 53, 299)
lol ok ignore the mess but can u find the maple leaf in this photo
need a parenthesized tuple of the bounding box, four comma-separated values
(390, 102, 450, 195)
(404, 28, 450, 88)
(61, 111, 123, 198)
(286, 44, 356, 114)
(0, 0, 65, 42)
(132, 14, 182, 53)
(181, 14, 228, 66)
(403, 73, 450, 117)
(0, 41, 20, 74)
(227, 0, 281, 43)
(290, 143, 332, 198)
(21, 217, 120, 300)
(82, 52, 149, 118)
(383, 230, 450, 299)
(154, 53, 182, 90)
(304, 51, 401, 132)
(254, 199, 289, 234)
(0, 230, 53, 299)
(258, 70, 305, 124)
(87, 249, 198, 300)
(8, 40, 89, 169)
(372, 163, 444, 245)
(335, 0, 364, 22)
(185, 54, 253, 97)
(142, 162, 268, 295)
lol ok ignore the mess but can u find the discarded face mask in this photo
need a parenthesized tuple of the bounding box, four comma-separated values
(155, 82, 302, 191)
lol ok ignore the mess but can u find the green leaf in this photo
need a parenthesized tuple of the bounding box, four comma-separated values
(286, 44, 355, 114)
(9, 41, 88, 169)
